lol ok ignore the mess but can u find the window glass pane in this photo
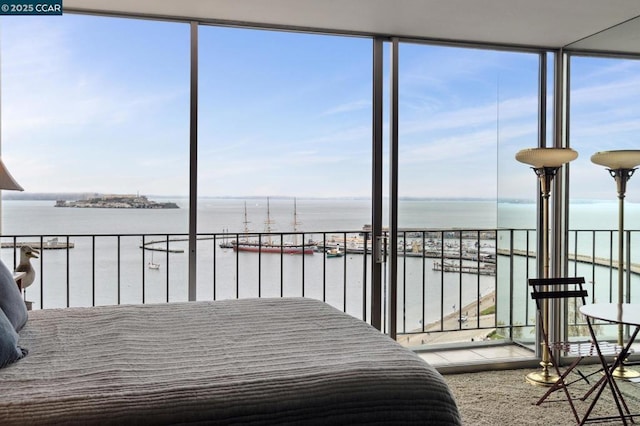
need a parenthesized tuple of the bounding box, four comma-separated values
(395, 43, 539, 346)
(1, 14, 190, 306)
(569, 56, 640, 317)
(197, 27, 372, 315)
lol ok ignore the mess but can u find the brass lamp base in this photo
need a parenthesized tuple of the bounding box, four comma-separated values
(612, 365, 640, 380)
(525, 362, 559, 387)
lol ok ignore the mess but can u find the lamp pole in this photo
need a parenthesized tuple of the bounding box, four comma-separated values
(529, 166, 559, 385)
(592, 150, 640, 380)
(516, 147, 578, 386)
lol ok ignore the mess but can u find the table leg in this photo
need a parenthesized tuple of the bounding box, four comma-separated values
(580, 322, 638, 425)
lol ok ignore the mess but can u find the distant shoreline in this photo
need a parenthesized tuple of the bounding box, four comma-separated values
(3, 193, 629, 205)
(399, 290, 497, 347)
(3, 192, 507, 202)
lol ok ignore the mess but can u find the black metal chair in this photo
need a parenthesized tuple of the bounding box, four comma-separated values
(529, 277, 620, 424)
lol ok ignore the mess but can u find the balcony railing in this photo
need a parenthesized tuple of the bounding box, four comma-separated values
(3, 228, 639, 348)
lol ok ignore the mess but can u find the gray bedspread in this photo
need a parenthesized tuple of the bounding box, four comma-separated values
(0, 297, 461, 425)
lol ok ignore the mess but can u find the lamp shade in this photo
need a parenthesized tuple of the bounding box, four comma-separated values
(515, 147, 578, 168)
(0, 158, 23, 191)
(591, 150, 640, 169)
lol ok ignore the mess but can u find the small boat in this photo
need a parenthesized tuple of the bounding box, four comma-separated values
(148, 251, 160, 269)
(326, 248, 344, 258)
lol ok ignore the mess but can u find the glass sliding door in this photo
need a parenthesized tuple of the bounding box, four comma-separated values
(568, 56, 640, 342)
(391, 41, 541, 348)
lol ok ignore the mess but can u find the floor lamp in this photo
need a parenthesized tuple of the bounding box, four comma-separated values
(516, 147, 578, 386)
(591, 149, 640, 380)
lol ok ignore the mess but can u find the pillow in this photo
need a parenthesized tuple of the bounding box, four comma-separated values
(0, 308, 27, 369)
(0, 259, 28, 331)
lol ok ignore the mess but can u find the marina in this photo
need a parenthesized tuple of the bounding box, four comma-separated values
(318, 231, 497, 268)
(2, 197, 640, 330)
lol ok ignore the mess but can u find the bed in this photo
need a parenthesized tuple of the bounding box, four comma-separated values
(0, 297, 461, 425)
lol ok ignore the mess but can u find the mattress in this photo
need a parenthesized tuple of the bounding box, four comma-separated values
(0, 297, 461, 425)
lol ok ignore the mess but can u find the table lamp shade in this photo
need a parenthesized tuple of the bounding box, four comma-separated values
(591, 150, 640, 169)
(515, 147, 578, 168)
(0, 158, 23, 191)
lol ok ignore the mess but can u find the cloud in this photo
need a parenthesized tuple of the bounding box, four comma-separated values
(3, 16, 640, 202)
(321, 99, 369, 116)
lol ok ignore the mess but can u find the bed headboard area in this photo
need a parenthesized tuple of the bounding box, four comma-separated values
(1, 297, 461, 425)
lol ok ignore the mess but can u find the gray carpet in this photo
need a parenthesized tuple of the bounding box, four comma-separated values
(443, 366, 640, 425)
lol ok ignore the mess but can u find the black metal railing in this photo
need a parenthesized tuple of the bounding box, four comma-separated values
(2, 228, 638, 347)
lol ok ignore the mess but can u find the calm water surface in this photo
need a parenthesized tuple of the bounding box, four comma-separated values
(1, 198, 638, 331)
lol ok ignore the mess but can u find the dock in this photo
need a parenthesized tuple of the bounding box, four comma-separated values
(433, 261, 496, 276)
(496, 248, 640, 274)
(140, 245, 184, 253)
(1, 240, 74, 250)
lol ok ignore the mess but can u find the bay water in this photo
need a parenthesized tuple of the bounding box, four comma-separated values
(1, 198, 638, 332)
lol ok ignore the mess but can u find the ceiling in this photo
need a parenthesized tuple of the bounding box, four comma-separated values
(65, 0, 640, 56)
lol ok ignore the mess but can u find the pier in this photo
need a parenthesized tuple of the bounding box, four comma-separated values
(1, 240, 74, 250)
(496, 248, 640, 274)
(433, 261, 496, 276)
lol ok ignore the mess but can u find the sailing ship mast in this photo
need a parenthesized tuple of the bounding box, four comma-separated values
(231, 197, 313, 255)
(264, 197, 275, 245)
(148, 248, 160, 269)
(292, 197, 302, 246)
(242, 201, 251, 236)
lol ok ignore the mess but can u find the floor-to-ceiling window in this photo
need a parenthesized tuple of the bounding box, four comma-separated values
(197, 26, 373, 317)
(392, 42, 541, 346)
(1, 11, 569, 352)
(0, 14, 190, 306)
(568, 55, 640, 340)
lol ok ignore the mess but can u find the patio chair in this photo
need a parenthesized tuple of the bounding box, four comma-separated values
(529, 277, 620, 424)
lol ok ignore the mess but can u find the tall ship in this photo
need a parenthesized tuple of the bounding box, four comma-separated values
(224, 198, 314, 255)
(231, 241, 314, 255)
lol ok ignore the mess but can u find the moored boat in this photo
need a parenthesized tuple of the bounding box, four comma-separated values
(326, 248, 344, 258)
(148, 251, 160, 269)
(222, 198, 314, 255)
(232, 240, 314, 255)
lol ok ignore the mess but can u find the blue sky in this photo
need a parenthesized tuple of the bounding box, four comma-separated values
(2, 14, 640, 202)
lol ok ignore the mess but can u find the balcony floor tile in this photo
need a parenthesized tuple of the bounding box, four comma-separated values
(418, 344, 536, 369)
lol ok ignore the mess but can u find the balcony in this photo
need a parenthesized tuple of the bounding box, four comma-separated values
(4, 227, 638, 372)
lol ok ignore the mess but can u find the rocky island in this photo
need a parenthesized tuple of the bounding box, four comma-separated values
(55, 194, 179, 209)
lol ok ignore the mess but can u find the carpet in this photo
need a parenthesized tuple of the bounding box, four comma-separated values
(443, 366, 640, 425)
